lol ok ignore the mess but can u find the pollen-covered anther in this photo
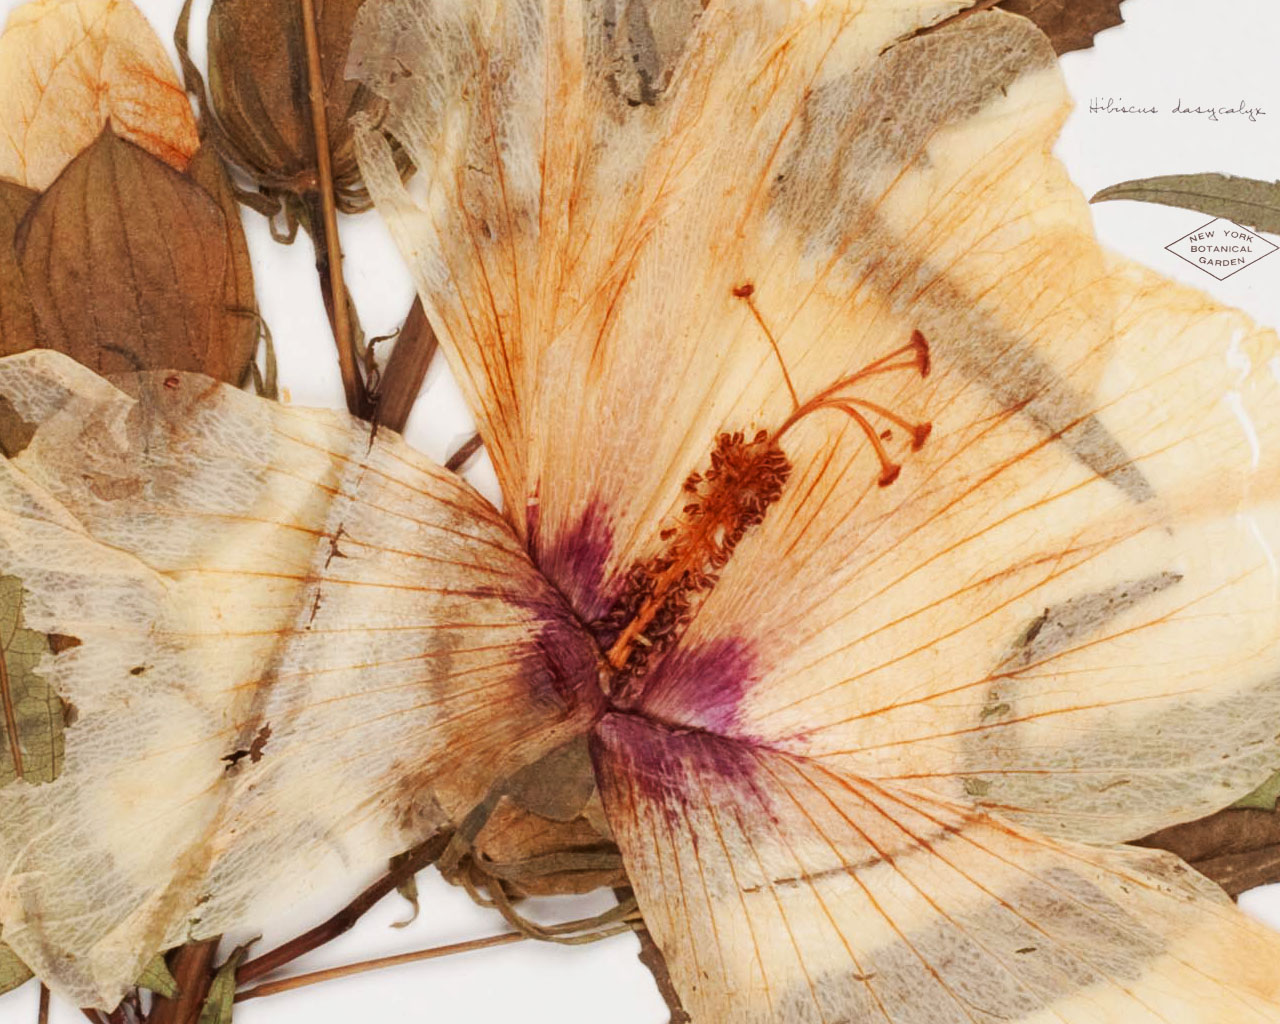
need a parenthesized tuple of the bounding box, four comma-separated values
(601, 429, 792, 681)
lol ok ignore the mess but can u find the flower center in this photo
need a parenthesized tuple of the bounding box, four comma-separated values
(600, 292, 932, 688)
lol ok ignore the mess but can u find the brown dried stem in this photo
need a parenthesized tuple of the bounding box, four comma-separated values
(299, 0, 364, 416)
(146, 939, 219, 1024)
(237, 831, 450, 985)
(37, 985, 50, 1024)
(373, 297, 439, 433)
(235, 931, 527, 1003)
(445, 433, 484, 473)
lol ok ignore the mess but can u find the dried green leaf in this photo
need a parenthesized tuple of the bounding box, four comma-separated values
(0, 180, 38, 356)
(16, 129, 257, 382)
(997, 0, 1127, 54)
(0, 941, 32, 998)
(1091, 173, 1280, 237)
(196, 944, 251, 1024)
(0, 574, 64, 787)
(136, 953, 180, 1000)
(200, 0, 407, 212)
(1234, 769, 1280, 812)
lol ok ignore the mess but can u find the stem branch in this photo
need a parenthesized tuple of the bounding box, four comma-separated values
(238, 832, 450, 985)
(299, 0, 364, 416)
(235, 932, 526, 1002)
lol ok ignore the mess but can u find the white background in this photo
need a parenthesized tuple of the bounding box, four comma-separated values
(3, 0, 1280, 1020)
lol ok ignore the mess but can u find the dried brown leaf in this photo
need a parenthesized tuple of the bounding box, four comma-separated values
(374, 296, 437, 433)
(998, 0, 1127, 55)
(16, 129, 256, 381)
(0, 0, 199, 190)
(0, 181, 39, 355)
(185, 144, 259, 376)
(1140, 808, 1280, 898)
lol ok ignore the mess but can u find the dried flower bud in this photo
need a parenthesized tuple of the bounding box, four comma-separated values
(186, 0, 412, 225)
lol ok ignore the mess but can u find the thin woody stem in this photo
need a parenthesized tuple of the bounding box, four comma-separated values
(373, 297, 439, 433)
(237, 832, 450, 984)
(234, 932, 529, 1002)
(37, 985, 50, 1024)
(146, 939, 219, 1024)
(299, 0, 364, 416)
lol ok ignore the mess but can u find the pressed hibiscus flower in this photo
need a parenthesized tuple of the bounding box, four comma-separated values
(2, 0, 1280, 1021)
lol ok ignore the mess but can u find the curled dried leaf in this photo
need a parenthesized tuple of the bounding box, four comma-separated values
(196, 944, 250, 1024)
(0, 0, 199, 190)
(15, 129, 257, 382)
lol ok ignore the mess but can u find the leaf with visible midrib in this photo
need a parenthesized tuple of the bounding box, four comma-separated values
(16, 129, 257, 383)
(1091, 173, 1280, 237)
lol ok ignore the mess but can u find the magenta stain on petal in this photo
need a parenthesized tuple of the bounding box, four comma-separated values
(590, 711, 779, 826)
(629, 636, 758, 737)
(529, 498, 620, 623)
(525, 612, 606, 719)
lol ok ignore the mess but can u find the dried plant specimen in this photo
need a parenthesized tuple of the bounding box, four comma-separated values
(9, 130, 258, 379)
(0, 1, 258, 384)
(0, 0, 199, 189)
(0, 1, 1279, 1022)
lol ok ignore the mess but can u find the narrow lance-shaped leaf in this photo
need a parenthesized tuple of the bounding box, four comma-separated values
(0, 0, 199, 190)
(16, 129, 257, 383)
(196, 945, 251, 1024)
(1091, 173, 1280, 236)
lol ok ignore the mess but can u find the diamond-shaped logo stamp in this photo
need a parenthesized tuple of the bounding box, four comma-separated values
(1165, 217, 1277, 280)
